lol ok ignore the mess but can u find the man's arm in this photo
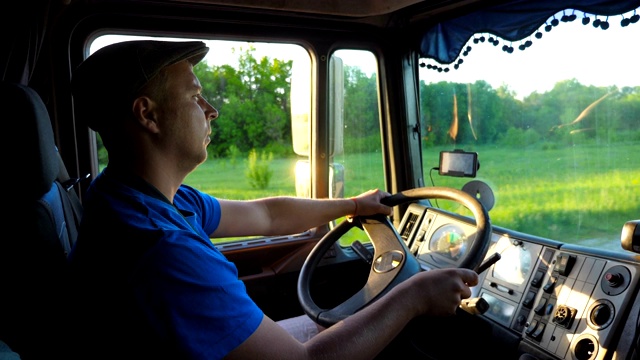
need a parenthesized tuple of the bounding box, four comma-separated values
(225, 267, 479, 360)
(211, 189, 391, 238)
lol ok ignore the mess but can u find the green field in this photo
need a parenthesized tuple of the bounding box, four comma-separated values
(185, 142, 640, 251)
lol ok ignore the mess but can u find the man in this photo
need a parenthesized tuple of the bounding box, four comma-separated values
(69, 40, 478, 359)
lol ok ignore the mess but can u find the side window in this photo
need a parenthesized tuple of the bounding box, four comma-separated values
(330, 49, 384, 195)
(329, 49, 384, 246)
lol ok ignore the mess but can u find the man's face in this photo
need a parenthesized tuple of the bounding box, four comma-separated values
(153, 60, 218, 171)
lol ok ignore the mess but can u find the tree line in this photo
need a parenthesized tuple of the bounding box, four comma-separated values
(420, 79, 640, 149)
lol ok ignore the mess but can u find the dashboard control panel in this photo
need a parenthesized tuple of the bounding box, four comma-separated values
(397, 203, 640, 360)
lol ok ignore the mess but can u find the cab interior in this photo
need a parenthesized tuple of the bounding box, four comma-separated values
(2, 0, 640, 359)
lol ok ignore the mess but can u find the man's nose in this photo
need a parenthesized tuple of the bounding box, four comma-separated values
(208, 106, 219, 120)
(205, 101, 219, 120)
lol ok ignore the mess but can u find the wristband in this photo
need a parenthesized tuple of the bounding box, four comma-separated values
(350, 197, 358, 216)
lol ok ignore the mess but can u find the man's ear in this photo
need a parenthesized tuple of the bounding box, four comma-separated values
(132, 96, 161, 133)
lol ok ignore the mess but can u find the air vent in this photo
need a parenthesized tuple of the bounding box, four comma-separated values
(401, 212, 419, 241)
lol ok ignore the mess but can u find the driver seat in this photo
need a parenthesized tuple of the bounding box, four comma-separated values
(0, 82, 83, 359)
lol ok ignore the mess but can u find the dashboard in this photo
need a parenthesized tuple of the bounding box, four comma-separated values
(396, 203, 640, 360)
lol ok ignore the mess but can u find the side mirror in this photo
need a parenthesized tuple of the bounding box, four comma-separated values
(291, 55, 344, 157)
(621, 220, 640, 253)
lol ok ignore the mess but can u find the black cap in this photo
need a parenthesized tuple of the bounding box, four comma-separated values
(71, 40, 209, 133)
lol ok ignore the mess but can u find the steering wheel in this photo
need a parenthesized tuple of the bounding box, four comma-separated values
(297, 187, 492, 328)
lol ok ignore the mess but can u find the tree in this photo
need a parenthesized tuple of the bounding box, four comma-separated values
(194, 46, 293, 158)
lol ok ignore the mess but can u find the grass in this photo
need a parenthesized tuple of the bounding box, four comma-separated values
(185, 156, 299, 199)
(185, 142, 640, 251)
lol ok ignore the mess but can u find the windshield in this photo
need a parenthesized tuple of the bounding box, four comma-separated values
(418, 9, 640, 253)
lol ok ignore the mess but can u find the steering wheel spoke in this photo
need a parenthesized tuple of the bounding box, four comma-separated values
(361, 215, 406, 255)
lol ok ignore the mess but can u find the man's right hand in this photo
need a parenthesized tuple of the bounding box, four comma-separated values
(402, 268, 479, 317)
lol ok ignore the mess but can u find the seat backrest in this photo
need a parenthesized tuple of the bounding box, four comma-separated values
(0, 82, 83, 359)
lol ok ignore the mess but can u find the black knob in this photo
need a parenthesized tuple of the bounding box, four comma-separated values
(605, 272, 623, 287)
(590, 304, 611, 326)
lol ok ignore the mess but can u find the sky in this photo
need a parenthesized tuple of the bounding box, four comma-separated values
(421, 15, 640, 98)
(92, 12, 640, 99)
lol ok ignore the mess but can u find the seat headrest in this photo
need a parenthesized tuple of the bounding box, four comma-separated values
(1, 82, 58, 200)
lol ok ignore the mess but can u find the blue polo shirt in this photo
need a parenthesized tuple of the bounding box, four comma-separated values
(68, 166, 263, 359)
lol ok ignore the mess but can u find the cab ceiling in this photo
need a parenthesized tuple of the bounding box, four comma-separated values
(94, 0, 477, 17)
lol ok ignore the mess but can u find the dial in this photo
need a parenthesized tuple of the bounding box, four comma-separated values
(429, 224, 468, 260)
